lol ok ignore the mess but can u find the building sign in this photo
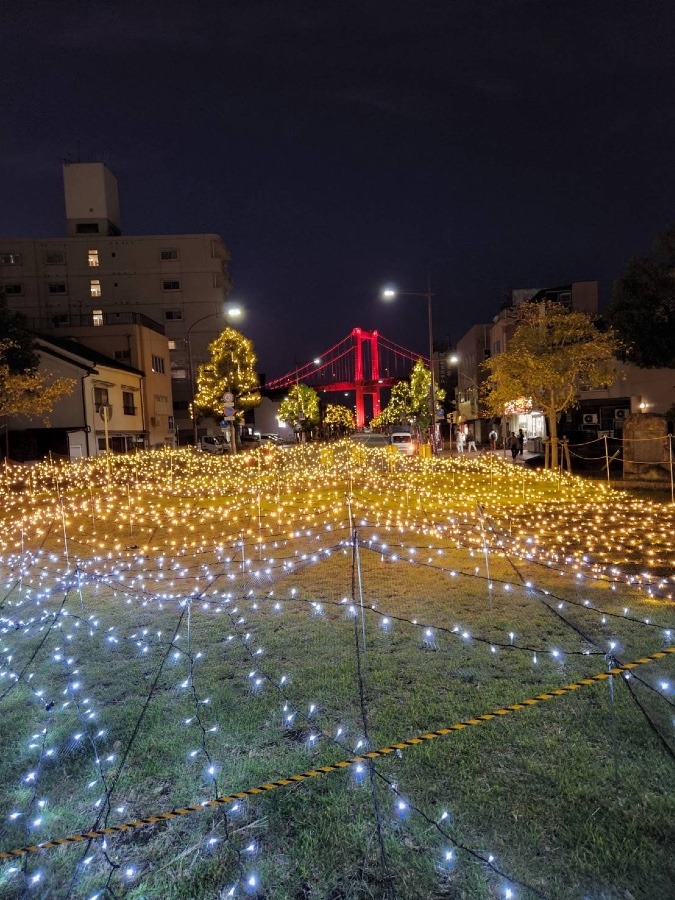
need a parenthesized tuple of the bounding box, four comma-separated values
(504, 396, 533, 415)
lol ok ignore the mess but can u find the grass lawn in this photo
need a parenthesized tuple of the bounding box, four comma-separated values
(0, 444, 672, 899)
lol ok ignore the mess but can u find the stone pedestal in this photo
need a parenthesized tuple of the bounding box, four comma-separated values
(623, 414, 670, 481)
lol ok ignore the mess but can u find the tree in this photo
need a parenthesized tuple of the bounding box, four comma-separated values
(0, 293, 75, 454)
(194, 327, 261, 422)
(324, 403, 354, 435)
(0, 290, 39, 373)
(483, 303, 620, 469)
(0, 352, 74, 420)
(378, 360, 445, 438)
(607, 224, 675, 368)
(278, 384, 320, 438)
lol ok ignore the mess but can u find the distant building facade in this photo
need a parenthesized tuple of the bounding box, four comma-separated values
(33, 312, 175, 448)
(453, 282, 599, 444)
(6, 336, 146, 461)
(0, 163, 233, 441)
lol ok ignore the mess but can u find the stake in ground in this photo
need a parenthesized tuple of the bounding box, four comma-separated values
(0, 445, 672, 899)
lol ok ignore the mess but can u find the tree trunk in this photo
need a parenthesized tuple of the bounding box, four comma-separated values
(548, 396, 558, 470)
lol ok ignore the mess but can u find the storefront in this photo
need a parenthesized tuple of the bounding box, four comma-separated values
(503, 397, 547, 448)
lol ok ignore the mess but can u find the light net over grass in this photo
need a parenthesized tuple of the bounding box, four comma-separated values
(0, 444, 672, 899)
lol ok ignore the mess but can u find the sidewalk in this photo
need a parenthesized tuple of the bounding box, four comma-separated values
(437, 446, 541, 465)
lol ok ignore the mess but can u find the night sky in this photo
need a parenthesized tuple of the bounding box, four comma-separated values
(3, 1, 674, 377)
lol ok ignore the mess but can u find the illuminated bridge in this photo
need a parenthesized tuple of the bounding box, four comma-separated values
(265, 327, 427, 428)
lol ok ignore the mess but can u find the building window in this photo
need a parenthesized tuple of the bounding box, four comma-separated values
(92, 309, 103, 326)
(48, 283, 67, 294)
(94, 386, 109, 406)
(90, 279, 101, 297)
(151, 354, 165, 374)
(1, 283, 23, 295)
(44, 250, 66, 265)
(114, 349, 131, 361)
(1, 253, 22, 265)
(162, 280, 181, 291)
(88, 249, 99, 267)
(167, 340, 176, 350)
(160, 249, 178, 261)
(164, 309, 182, 321)
(76, 223, 99, 234)
(122, 391, 136, 415)
(53, 313, 69, 326)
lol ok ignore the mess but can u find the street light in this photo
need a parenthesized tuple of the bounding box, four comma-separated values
(186, 305, 241, 447)
(382, 283, 437, 452)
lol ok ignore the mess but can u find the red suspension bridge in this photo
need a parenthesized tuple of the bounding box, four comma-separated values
(265, 327, 428, 428)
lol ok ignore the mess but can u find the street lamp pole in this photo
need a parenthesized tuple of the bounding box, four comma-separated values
(425, 280, 437, 453)
(186, 312, 224, 447)
(382, 283, 437, 453)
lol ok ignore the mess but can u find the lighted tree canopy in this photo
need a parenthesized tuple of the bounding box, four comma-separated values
(324, 402, 354, 433)
(375, 359, 445, 435)
(194, 327, 260, 420)
(483, 303, 620, 468)
(278, 384, 320, 433)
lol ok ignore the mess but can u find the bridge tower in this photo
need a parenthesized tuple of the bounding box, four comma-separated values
(352, 327, 382, 428)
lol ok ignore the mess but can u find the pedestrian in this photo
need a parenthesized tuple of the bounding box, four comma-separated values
(488, 427, 498, 451)
(509, 432, 518, 461)
(517, 428, 525, 456)
(456, 430, 465, 453)
(467, 429, 477, 453)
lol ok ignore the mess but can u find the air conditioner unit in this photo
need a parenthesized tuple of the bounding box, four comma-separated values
(614, 409, 629, 421)
(582, 413, 598, 425)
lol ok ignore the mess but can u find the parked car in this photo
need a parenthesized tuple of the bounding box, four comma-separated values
(200, 435, 226, 454)
(390, 432, 416, 455)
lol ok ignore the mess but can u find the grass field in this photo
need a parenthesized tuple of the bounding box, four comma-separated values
(0, 444, 672, 899)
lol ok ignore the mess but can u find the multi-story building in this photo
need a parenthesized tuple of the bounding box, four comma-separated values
(453, 282, 599, 443)
(0, 162, 233, 441)
(35, 311, 175, 448)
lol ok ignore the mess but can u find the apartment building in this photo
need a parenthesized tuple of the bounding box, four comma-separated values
(0, 163, 233, 440)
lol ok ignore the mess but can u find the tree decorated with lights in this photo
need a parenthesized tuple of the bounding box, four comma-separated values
(324, 403, 354, 435)
(378, 360, 445, 437)
(278, 384, 320, 437)
(194, 327, 261, 421)
(483, 303, 620, 469)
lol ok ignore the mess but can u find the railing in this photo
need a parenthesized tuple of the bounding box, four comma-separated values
(30, 311, 166, 336)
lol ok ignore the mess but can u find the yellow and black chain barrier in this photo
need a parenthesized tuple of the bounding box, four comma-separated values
(1, 647, 672, 861)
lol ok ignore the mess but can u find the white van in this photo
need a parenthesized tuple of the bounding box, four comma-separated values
(391, 432, 416, 455)
(200, 435, 226, 454)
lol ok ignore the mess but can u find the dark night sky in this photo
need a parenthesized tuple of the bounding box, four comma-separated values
(2, 0, 674, 377)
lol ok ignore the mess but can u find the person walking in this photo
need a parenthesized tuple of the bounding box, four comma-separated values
(488, 427, 498, 451)
(509, 432, 518, 461)
(467, 429, 477, 453)
(456, 429, 466, 454)
(517, 428, 525, 456)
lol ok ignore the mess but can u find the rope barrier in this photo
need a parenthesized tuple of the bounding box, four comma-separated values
(2, 646, 672, 862)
